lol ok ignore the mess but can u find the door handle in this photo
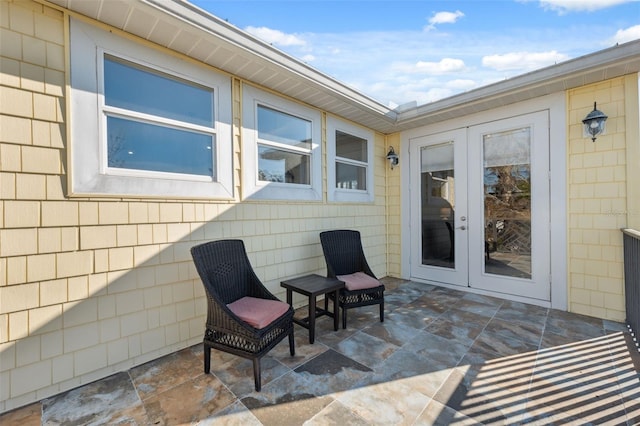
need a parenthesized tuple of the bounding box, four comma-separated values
(456, 225, 467, 230)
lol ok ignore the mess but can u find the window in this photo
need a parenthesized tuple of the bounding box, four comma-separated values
(242, 84, 322, 200)
(327, 117, 374, 202)
(69, 19, 233, 198)
(257, 105, 311, 184)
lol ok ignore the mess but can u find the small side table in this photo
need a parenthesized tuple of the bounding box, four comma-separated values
(280, 274, 344, 343)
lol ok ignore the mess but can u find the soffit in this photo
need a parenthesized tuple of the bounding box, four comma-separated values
(47, 0, 640, 135)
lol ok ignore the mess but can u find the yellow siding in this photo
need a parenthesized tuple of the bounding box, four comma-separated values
(567, 77, 632, 321)
(0, 0, 389, 413)
(624, 75, 640, 230)
(385, 132, 402, 277)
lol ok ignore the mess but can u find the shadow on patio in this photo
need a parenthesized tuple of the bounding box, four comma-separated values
(2, 278, 639, 425)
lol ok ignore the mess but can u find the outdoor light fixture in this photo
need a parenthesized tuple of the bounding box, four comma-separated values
(386, 146, 399, 169)
(582, 102, 608, 142)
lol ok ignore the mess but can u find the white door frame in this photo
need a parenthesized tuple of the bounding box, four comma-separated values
(400, 93, 567, 310)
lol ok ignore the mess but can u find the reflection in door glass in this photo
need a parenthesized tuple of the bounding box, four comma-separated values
(421, 143, 455, 269)
(483, 128, 532, 279)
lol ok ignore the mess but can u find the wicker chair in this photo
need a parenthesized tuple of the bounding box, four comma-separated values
(319, 230, 385, 329)
(190, 239, 295, 391)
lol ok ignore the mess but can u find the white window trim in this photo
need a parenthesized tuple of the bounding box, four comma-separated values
(69, 18, 233, 199)
(241, 84, 322, 201)
(327, 116, 375, 203)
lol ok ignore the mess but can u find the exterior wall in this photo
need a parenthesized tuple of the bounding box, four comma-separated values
(624, 75, 640, 231)
(385, 132, 402, 277)
(0, 0, 389, 413)
(567, 76, 638, 321)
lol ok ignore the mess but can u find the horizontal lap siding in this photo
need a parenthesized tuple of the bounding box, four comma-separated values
(0, 0, 389, 413)
(567, 79, 628, 322)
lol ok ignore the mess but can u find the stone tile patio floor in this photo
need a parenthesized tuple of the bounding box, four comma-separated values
(2, 278, 639, 425)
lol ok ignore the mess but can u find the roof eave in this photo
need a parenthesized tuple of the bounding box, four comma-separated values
(393, 39, 640, 132)
(46, 0, 640, 134)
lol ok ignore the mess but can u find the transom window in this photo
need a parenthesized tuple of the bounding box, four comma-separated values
(69, 19, 233, 198)
(327, 117, 374, 202)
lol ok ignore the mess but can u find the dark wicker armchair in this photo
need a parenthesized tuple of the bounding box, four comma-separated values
(190, 239, 295, 391)
(319, 230, 385, 329)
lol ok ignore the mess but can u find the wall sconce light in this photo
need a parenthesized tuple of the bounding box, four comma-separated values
(386, 146, 399, 169)
(582, 102, 608, 142)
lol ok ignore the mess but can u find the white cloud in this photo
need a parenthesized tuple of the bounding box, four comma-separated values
(416, 58, 466, 73)
(610, 25, 640, 44)
(415, 87, 458, 104)
(538, 0, 633, 13)
(301, 54, 316, 62)
(244, 26, 306, 47)
(395, 58, 467, 74)
(482, 50, 570, 71)
(445, 79, 478, 91)
(425, 10, 464, 31)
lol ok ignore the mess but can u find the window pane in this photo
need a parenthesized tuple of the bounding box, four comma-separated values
(420, 143, 455, 269)
(107, 116, 214, 177)
(336, 131, 366, 161)
(258, 145, 310, 184)
(483, 128, 532, 279)
(257, 105, 311, 149)
(336, 162, 366, 190)
(104, 55, 213, 127)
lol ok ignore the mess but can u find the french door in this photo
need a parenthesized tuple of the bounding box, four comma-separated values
(410, 112, 551, 301)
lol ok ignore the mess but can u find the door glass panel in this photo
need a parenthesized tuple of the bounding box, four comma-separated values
(421, 142, 455, 268)
(483, 127, 532, 279)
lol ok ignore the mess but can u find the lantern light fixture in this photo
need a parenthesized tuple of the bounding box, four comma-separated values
(386, 146, 399, 169)
(582, 102, 608, 142)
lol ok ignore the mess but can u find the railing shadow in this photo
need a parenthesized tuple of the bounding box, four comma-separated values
(433, 332, 640, 425)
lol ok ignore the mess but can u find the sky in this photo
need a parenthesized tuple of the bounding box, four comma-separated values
(189, 0, 640, 108)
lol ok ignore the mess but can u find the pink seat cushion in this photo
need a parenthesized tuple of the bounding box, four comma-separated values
(227, 296, 290, 329)
(337, 272, 381, 291)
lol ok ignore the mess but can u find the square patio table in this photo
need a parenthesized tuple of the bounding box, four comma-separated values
(280, 274, 344, 343)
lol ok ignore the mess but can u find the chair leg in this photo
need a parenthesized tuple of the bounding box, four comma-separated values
(342, 306, 347, 329)
(253, 358, 261, 392)
(379, 301, 384, 322)
(203, 344, 211, 374)
(288, 329, 295, 356)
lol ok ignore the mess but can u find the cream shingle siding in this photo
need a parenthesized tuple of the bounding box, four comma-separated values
(385, 132, 402, 277)
(0, 0, 388, 412)
(567, 77, 630, 321)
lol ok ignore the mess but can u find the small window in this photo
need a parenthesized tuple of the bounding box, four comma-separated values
(242, 84, 322, 201)
(335, 131, 367, 190)
(327, 117, 374, 202)
(69, 19, 233, 199)
(257, 106, 311, 184)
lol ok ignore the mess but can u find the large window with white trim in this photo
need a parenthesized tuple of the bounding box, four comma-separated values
(70, 19, 233, 198)
(242, 84, 322, 200)
(327, 116, 374, 202)
(104, 55, 216, 178)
